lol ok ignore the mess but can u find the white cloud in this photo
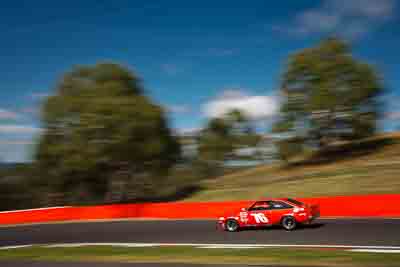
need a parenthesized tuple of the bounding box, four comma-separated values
(295, 10, 340, 35)
(386, 111, 400, 120)
(203, 89, 279, 120)
(0, 125, 42, 134)
(0, 143, 32, 163)
(166, 105, 192, 114)
(174, 127, 202, 136)
(0, 109, 19, 120)
(30, 92, 50, 100)
(0, 140, 34, 145)
(330, 0, 395, 18)
(20, 107, 40, 117)
(278, 0, 396, 39)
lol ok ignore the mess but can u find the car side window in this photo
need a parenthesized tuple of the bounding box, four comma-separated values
(268, 201, 293, 210)
(248, 201, 270, 211)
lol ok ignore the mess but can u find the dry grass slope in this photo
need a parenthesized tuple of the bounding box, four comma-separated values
(186, 132, 400, 201)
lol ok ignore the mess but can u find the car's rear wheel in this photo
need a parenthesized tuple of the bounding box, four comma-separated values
(281, 216, 297, 231)
(225, 219, 239, 232)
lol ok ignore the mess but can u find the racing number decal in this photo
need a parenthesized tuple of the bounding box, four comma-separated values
(250, 213, 269, 223)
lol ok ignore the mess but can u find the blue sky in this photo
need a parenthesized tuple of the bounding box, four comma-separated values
(1, 0, 399, 162)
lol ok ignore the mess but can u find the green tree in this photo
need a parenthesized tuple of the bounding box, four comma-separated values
(225, 109, 261, 148)
(198, 117, 233, 164)
(35, 63, 180, 204)
(198, 109, 260, 164)
(273, 38, 384, 160)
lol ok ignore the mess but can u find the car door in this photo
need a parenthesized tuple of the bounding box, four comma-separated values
(268, 201, 294, 224)
(247, 201, 272, 226)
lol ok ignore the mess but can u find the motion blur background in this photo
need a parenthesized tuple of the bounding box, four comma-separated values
(1, 0, 399, 211)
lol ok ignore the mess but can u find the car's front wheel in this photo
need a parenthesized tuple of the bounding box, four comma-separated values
(281, 216, 297, 231)
(225, 219, 239, 232)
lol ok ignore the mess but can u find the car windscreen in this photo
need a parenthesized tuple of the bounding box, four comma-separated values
(286, 198, 304, 206)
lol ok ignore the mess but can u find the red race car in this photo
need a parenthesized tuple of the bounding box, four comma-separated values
(217, 198, 320, 231)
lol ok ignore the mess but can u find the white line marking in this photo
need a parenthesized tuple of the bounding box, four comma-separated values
(198, 245, 262, 249)
(130, 243, 400, 250)
(2, 243, 400, 252)
(0, 207, 70, 214)
(0, 245, 33, 250)
(46, 243, 158, 248)
(350, 249, 400, 253)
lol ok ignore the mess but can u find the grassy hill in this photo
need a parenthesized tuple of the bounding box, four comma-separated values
(184, 132, 400, 202)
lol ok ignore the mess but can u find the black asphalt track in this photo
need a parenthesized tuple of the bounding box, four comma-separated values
(1, 219, 399, 247)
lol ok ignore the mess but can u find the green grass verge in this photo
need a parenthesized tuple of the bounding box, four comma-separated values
(0, 246, 400, 267)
